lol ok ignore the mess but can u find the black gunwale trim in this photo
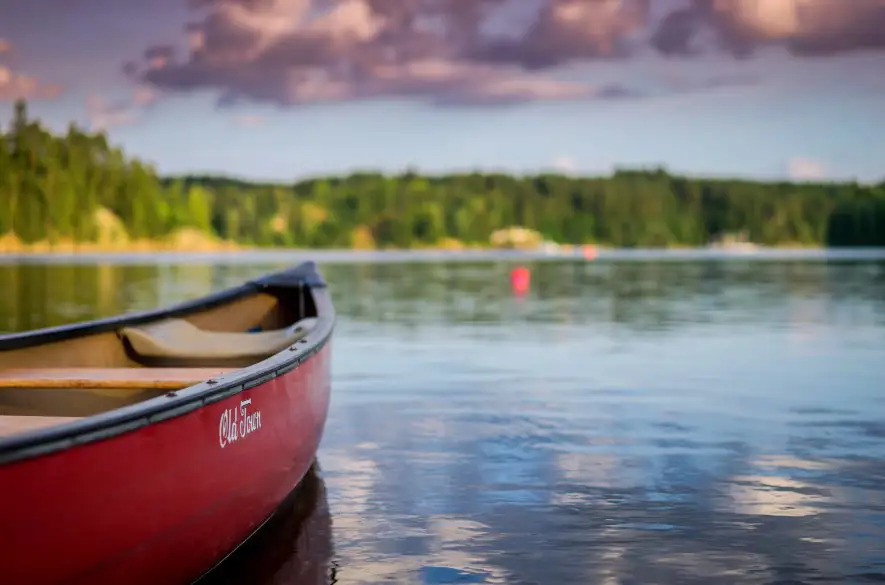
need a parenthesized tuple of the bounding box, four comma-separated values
(0, 261, 335, 466)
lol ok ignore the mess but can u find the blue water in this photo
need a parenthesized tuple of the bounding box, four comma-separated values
(3, 252, 885, 585)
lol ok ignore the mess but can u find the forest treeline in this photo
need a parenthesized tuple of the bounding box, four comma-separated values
(2, 99, 884, 250)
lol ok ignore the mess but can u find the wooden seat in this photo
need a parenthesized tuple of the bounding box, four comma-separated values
(0, 415, 81, 438)
(119, 317, 317, 363)
(0, 368, 232, 390)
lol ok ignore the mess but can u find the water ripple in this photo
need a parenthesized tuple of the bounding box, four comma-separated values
(4, 257, 885, 584)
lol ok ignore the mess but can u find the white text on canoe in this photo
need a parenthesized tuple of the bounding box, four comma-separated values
(219, 399, 262, 448)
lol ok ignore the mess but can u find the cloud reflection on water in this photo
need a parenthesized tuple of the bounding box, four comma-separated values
(4, 257, 885, 584)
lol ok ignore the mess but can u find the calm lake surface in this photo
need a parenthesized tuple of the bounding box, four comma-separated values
(2, 252, 885, 585)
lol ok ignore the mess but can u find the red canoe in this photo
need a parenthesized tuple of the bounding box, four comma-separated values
(0, 261, 334, 585)
(197, 462, 333, 585)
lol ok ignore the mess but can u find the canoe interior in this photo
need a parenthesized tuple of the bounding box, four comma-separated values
(0, 282, 318, 436)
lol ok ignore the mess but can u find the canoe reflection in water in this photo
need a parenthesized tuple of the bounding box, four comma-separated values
(199, 462, 335, 585)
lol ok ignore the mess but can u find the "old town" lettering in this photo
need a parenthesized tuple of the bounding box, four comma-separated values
(219, 398, 262, 448)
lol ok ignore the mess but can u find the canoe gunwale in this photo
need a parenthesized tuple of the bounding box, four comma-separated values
(0, 261, 335, 465)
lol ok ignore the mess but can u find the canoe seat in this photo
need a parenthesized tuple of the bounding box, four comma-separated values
(119, 317, 317, 364)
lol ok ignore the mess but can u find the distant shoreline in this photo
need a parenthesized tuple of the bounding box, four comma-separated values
(0, 241, 244, 255)
(4, 99, 883, 252)
(0, 234, 827, 257)
(0, 233, 581, 256)
(5, 246, 885, 268)
(0, 242, 823, 256)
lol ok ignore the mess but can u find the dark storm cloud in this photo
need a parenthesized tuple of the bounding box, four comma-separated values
(127, 0, 885, 108)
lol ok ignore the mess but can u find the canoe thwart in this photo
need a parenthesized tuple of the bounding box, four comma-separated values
(0, 368, 233, 390)
(119, 317, 318, 361)
(0, 415, 81, 438)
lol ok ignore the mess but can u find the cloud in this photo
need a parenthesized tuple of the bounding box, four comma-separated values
(552, 155, 576, 173)
(126, 0, 647, 107)
(86, 85, 159, 131)
(126, 0, 885, 108)
(234, 114, 265, 126)
(0, 39, 63, 101)
(655, 0, 885, 58)
(657, 66, 760, 97)
(788, 157, 827, 181)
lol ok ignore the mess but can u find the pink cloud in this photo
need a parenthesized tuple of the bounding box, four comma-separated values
(788, 157, 828, 181)
(0, 40, 63, 101)
(127, 0, 646, 107)
(552, 155, 576, 173)
(125, 0, 885, 108)
(234, 114, 265, 127)
(86, 86, 159, 131)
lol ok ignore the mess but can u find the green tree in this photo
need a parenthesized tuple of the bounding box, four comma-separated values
(2, 100, 885, 251)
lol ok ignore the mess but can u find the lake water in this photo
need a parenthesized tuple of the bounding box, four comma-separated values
(2, 252, 885, 585)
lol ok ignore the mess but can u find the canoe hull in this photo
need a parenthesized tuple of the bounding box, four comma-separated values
(0, 341, 331, 585)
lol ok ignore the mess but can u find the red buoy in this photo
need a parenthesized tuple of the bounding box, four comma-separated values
(510, 266, 531, 295)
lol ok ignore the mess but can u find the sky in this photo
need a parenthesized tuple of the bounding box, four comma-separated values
(0, 0, 883, 183)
